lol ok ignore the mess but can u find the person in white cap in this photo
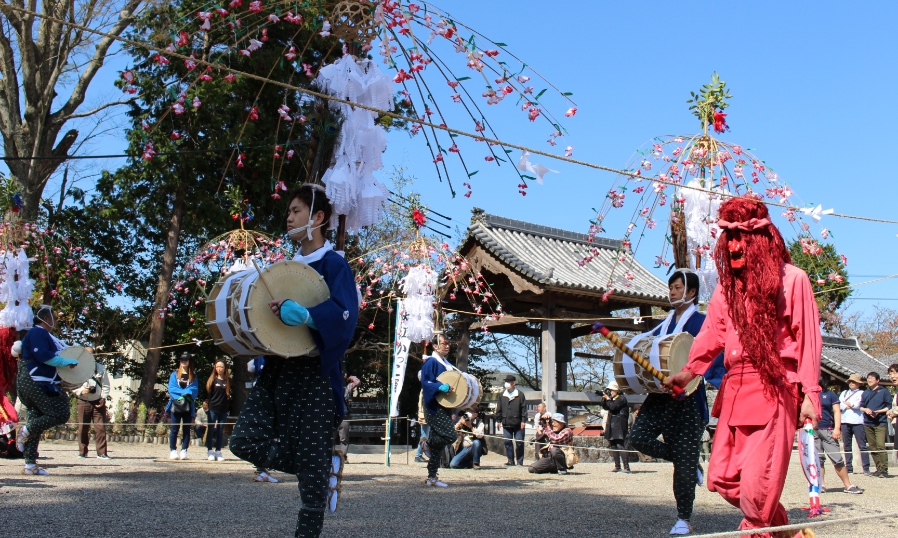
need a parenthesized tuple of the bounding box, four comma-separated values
(599, 381, 630, 473)
(528, 412, 572, 475)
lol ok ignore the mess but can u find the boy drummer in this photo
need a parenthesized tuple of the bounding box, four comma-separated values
(627, 269, 725, 535)
(229, 185, 358, 538)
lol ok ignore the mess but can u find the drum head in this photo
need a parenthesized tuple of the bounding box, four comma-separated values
(206, 272, 259, 357)
(435, 370, 469, 409)
(666, 332, 695, 376)
(56, 346, 96, 385)
(244, 261, 330, 358)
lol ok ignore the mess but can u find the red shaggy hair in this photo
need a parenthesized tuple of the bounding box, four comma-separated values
(714, 197, 791, 395)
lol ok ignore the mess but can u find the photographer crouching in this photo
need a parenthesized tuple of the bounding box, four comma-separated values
(528, 413, 573, 475)
(450, 408, 486, 469)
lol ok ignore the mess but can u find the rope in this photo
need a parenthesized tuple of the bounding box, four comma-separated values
(4, 3, 898, 226)
(813, 273, 898, 296)
(693, 512, 898, 538)
(19, 414, 898, 455)
(92, 339, 213, 356)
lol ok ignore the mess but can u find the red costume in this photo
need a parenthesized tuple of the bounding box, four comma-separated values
(679, 198, 821, 536)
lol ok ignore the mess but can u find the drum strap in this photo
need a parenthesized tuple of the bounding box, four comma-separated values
(431, 354, 456, 373)
(647, 304, 696, 390)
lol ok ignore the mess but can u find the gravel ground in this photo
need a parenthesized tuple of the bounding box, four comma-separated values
(2, 440, 896, 537)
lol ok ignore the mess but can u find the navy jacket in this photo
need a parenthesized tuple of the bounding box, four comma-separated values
(860, 386, 892, 426)
(420, 354, 449, 415)
(305, 250, 359, 417)
(22, 326, 62, 393)
(650, 310, 726, 423)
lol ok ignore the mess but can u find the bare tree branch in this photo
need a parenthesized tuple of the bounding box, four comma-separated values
(54, 0, 141, 121)
(66, 98, 135, 120)
(0, 0, 144, 218)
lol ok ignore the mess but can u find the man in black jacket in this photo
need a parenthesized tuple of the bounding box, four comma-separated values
(496, 375, 527, 466)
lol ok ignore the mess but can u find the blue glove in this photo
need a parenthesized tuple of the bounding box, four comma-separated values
(46, 356, 78, 367)
(438, 383, 450, 393)
(278, 300, 317, 329)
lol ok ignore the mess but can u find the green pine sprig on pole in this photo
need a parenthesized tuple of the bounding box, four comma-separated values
(687, 72, 733, 134)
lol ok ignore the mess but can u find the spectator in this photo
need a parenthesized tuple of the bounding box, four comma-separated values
(887, 365, 898, 460)
(860, 372, 891, 477)
(528, 413, 572, 475)
(205, 360, 231, 462)
(75, 349, 111, 460)
(532, 402, 547, 463)
(496, 374, 527, 466)
(167, 353, 198, 460)
(839, 374, 870, 475)
(599, 381, 630, 473)
(450, 408, 486, 469)
(414, 390, 430, 463)
(195, 401, 209, 444)
(815, 377, 863, 494)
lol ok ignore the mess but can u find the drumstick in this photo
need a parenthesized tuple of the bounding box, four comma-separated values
(589, 321, 685, 398)
(251, 259, 275, 299)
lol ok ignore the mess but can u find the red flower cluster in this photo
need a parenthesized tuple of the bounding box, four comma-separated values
(412, 208, 426, 227)
(713, 110, 729, 133)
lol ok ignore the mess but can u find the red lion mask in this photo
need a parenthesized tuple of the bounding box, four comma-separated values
(714, 197, 791, 394)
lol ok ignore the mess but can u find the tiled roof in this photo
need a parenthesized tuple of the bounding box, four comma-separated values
(821, 336, 892, 378)
(882, 354, 898, 368)
(465, 209, 669, 302)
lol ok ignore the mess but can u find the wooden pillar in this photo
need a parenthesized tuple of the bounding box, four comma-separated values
(555, 322, 572, 417)
(455, 324, 470, 372)
(541, 299, 557, 413)
(639, 304, 653, 318)
(336, 214, 347, 251)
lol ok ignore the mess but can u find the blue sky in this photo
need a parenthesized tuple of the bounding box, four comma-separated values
(377, 1, 898, 318)
(8, 1, 898, 318)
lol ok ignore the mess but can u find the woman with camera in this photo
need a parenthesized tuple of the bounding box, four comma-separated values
(167, 353, 198, 460)
(205, 360, 231, 462)
(600, 381, 630, 473)
(450, 408, 486, 469)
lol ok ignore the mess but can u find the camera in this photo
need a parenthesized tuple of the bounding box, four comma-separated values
(603, 388, 613, 397)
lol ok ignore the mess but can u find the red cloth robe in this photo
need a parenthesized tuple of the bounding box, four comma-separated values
(683, 263, 822, 535)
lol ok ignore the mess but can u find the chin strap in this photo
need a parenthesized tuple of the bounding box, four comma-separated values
(668, 267, 696, 307)
(289, 184, 327, 240)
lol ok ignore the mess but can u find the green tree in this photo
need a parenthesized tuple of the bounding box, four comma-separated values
(788, 238, 850, 322)
(82, 0, 339, 406)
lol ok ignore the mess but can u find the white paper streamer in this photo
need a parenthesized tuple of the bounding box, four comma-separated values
(315, 55, 392, 230)
(0, 248, 34, 330)
(680, 178, 724, 301)
(399, 264, 436, 343)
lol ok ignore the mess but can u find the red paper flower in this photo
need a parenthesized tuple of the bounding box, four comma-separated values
(412, 208, 426, 227)
(713, 110, 729, 133)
